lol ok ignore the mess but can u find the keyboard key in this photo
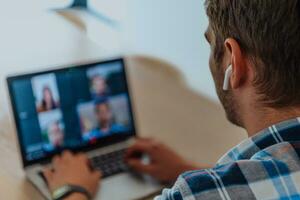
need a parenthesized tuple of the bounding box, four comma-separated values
(90, 149, 128, 178)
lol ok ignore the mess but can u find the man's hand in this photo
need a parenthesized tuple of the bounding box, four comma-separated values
(125, 138, 199, 183)
(43, 151, 101, 200)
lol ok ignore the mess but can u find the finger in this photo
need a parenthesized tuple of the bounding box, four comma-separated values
(53, 155, 61, 165)
(127, 159, 154, 174)
(77, 153, 89, 163)
(76, 154, 90, 169)
(61, 150, 73, 161)
(52, 155, 61, 170)
(43, 168, 53, 183)
(136, 137, 153, 142)
(93, 170, 102, 180)
(125, 140, 153, 159)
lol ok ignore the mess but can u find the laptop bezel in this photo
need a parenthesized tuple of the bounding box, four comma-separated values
(6, 58, 137, 168)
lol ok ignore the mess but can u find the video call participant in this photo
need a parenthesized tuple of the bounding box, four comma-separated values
(44, 121, 64, 151)
(43, 1, 300, 200)
(83, 98, 125, 141)
(90, 75, 110, 99)
(37, 86, 59, 113)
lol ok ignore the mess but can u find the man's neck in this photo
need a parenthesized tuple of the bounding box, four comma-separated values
(243, 106, 300, 137)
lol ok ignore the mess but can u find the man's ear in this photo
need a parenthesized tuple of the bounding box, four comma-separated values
(224, 38, 247, 90)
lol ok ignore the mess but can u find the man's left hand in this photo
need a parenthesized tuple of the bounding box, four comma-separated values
(43, 151, 101, 200)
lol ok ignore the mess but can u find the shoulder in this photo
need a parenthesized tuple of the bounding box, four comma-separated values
(180, 162, 250, 198)
(177, 157, 300, 199)
(155, 162, 248, 200)
(159, 160, 279, 200)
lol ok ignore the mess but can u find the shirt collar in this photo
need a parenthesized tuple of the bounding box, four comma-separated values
(217, 117, 300, 166)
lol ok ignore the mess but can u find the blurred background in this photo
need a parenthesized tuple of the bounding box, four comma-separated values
(0, 3, 247, 199)
(0, 0, 215, 107)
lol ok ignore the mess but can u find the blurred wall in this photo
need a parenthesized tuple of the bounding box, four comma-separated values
(120, 0, 216, 100)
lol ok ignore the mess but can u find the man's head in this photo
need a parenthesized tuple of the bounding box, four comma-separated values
(48, 121, 64, 147)
(204, 0, 300, 127)
(92, 75, 107, 96)
(94, 98, 112, 127)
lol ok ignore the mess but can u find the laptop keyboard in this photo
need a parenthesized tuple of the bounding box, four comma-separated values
(90, 148, 128, 178)
(38, 148, 128, 184)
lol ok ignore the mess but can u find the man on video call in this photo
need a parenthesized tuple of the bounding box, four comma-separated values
(43, 0, 300, 199)
(83, 98, 126, 141)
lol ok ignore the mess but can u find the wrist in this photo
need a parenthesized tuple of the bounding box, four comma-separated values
(52, 184, 92, 200)
(178, 161, 198, 173)
(183, 161, 213, 172)
(184, 162, 199, 171)
(168, 161, 199, 183)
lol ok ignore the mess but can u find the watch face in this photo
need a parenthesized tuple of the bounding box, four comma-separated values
(53, 185, 72, 199)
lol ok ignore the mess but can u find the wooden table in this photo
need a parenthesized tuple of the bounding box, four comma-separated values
(0, 13, 246, 200)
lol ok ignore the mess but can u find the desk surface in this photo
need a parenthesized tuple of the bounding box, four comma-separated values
(0, 13, 246, 200)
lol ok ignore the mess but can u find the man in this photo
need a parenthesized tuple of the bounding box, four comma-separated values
(90, 75, 109, 99)
(43, 0, 300, 199)
(83, 98, 126, 141)
(44, 121, 64, 150)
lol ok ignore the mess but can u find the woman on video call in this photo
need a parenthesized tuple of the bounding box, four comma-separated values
(37, 86, 59, 113)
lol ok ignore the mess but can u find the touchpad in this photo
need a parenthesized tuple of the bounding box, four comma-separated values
(96, 173, 162, 200)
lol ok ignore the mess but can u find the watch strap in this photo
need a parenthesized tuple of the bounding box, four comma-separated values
(52, 184, 92, 200)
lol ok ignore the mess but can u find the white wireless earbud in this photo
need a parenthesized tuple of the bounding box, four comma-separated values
(223, 64, 233, 91)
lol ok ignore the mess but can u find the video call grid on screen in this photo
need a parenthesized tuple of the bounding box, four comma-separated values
(7, 59, 136, 166)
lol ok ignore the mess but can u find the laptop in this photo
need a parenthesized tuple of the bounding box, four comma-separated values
(6, 58, 163, 200)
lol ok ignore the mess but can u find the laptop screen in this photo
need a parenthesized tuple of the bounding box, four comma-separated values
(7, 58, 136, 166)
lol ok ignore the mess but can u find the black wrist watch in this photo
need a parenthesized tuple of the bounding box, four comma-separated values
(52, 184, 92, 200)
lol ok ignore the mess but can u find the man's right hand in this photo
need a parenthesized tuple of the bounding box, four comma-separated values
(125, 138, 200, 183)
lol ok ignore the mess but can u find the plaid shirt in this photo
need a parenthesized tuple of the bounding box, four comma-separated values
(155, 118, 300, 200)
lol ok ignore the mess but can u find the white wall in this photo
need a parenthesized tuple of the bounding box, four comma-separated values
(119, 0, 217, 101)
(0, 0, 218, 102)
(90, 0, 217, 101)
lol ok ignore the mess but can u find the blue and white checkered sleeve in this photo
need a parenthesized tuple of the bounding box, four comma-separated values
(154, 176, 194, 200)
(154, 162, 255, 200)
